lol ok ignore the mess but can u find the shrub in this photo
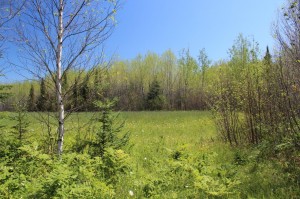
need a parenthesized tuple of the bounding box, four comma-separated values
(0, 142, 131, 198)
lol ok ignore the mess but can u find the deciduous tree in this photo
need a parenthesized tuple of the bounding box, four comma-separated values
(14, 0, 120, 155)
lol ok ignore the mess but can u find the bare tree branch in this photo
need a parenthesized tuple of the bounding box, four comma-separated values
(12, 0, 120, 156)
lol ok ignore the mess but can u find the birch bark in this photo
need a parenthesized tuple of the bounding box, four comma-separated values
(57, 0, 65, 156)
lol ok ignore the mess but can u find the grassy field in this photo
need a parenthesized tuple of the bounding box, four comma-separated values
(5, 111, 217, 153)
(120, 111, 217, 153)
(1, 111, 299, 198)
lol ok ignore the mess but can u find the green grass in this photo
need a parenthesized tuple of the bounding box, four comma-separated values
(120, 111, 217, 151)
(1, 111, 299, 198)
(7, 111, 217, 154)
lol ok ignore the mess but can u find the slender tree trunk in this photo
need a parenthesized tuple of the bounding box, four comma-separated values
(57, 0, 65, 156)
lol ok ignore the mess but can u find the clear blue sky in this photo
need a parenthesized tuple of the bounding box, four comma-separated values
(1, 0, 285, 82)
(107, 0, 284, 61)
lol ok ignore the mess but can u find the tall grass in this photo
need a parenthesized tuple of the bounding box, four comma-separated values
(1, 111, 298, 198)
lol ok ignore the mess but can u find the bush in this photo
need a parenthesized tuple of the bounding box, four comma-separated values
(0, 142, 131, 198)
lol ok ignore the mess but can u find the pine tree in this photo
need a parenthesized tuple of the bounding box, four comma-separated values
(145, 80, 165, 110)
(62, 72, 68, 92)
(0, 83, 12, 104)
(27, 84, 36, 111)
(10, 100, 30, 142)
(74, 99, 129, 157)
(72, 78, 79, 110)
(81, 79, 89, 101)
(94, 69, 102, 101)
(264, 46, 272, 65)
(37, 78, 47, 111)
(80, 77, 90, 110)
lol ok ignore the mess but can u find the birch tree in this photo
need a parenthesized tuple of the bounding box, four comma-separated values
(15, 0, 119, 156)
(198, 48, 211, 109)
(274, 0, 300, 142)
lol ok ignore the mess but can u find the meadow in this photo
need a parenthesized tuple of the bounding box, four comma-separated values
(1, 111, 298, 198)
(1, 0, 299, 198)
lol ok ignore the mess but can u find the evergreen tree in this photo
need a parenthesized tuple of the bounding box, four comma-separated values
(94, 69, 102, 101)
(93, 100, 129, 157)
(74, 99, 129, 157)
(81, 79, 89, 101)
(263, 46, 271, 65)
(72, 78, 79, 110)
(37, 78, 47, 111)
(0, 77, 12, 105)
(145, 80, 165, 110)
(80, 77, 90, 110)
(62, 72, 68, 92)
(10, 100, 30, 143)
(0, 85, 11, 107)
(27, 84, 36, 111)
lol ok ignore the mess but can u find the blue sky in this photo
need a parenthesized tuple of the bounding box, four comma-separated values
(1, 0, 285, 82)
(107, 0, 284, 61)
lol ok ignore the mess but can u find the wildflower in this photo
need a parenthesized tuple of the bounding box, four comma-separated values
(129, 190, 134, 196)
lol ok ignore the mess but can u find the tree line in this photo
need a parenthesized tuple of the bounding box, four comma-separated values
(3, 48, 211, 111)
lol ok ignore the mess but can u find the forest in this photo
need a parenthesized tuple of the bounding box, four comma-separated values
(0, 0, 299, 198)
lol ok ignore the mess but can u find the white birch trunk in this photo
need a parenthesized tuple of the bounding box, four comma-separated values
(57, 0, 65, 156)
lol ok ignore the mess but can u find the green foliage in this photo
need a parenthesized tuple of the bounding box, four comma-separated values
(208, 32, 300, 184)
(74, 99, 130, 157)
(210, 35, 268, 146)
(27, 84, 36, 112)
(9, 100, 30, 142)
(145, 80, 165, 110)
(177, 48, 200, 110)
(164, 151, 240, 198)
(93, 68, 107, 101)
(0, 111, 299, 198)
(36, 78, 48, 111)
(0, 105, 131, 198)
(0, 84, 12, 103)
(79, 77, 90, 110)
(62, 72, 68, 92)
(120, 145, 240, 198)
(101, 148, 131, 185)
(2, 1, 300, 195)
(0, 142, 130, 198)
(72, 77, 79, 109)
(3, 49, 210, 111)
(92, 99, 130, 157)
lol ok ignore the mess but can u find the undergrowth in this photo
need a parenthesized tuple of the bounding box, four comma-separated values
(0, 111, 299, 198)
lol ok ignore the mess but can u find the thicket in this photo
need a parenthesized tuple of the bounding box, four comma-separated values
(208, 0, 300, 188)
